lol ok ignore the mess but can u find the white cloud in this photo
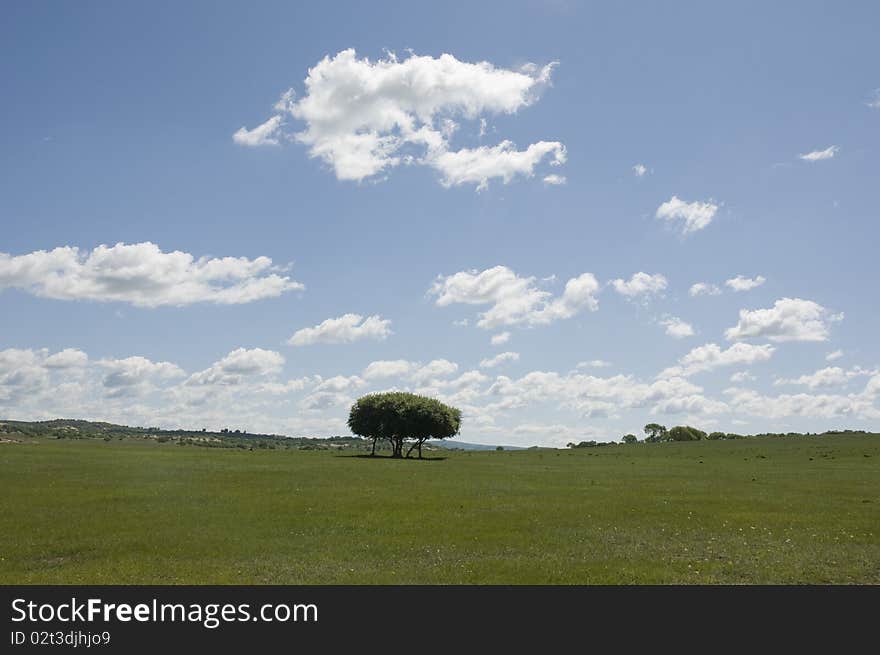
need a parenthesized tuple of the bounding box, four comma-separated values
(491, 331, 511, 346)
(799, 145, 839, 162)
(725, 298, 842, 342)
(186, 348, 284, 386)
(826, 349, 844, 362)
(410, 359, 459, 384)
(100, 355, 185, 394)
(362, 360, 414, 380)
(774, 366, 876, 390)
(233, 115, 284, 147)
(724, 386, 879, 421)
(245, 49, 564, 189)
(543, 173, 567, 186)
(725, 275, 766, 292)
(656, 196, 718, 234)
(659, 342, 776, 378)
(611, 272, 667, 299)
(0, 242, 302, 307)
(576, 359, 611, 369)
(433, 141, 567, 191)
(288, 313, 392, 346)
(868, 89, 880, 109)
(633, 163, 647, 177)
(660, 316, 695, 338)
(480, 351, 520, 369)
(689, 282, 722, 297)
(730, 371, 756, 383)
(44, 348, 88, 369)
(430, 266, 599, 329)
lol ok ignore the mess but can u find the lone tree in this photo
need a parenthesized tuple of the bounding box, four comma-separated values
(347, 392, 462, 459)
(621, 434, 639, 444)
(643, 423, 668, 443)
(667, 425, 707, 441)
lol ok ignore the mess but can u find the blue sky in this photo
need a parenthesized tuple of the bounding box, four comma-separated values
(2, 1, 879, 445)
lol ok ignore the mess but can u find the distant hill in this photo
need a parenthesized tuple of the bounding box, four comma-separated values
(430, 440, 526, 451)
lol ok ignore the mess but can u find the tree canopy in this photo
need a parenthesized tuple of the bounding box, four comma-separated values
(347, 392, 462, 458)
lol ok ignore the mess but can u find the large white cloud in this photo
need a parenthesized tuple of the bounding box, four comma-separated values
(659, 342, 776, 378)
(430, 266, 599, 329)
(288, 314, 392, 346)
(656, 196, 718, 234)
(725, 298, 842, 342)
(0, 242, 302, 307)
(236, 49, 565, 189)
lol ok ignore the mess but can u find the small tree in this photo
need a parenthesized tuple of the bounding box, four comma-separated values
(643, 423, 667, 443)
(347, 392, 462, 458)
(621, 434, 638, 444)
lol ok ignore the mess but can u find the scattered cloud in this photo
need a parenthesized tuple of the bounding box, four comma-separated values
(611, 272, 667, 299)
(543, 174, 567, 186)
(689, 282, 722, 297)
(233, 115, 284, 147)
(0, 242, 302, 307)
(576, 359, 611, 369)
(656, 196, 718, 234)
(480, 351, 520, 369)
(659, 342, 776, 378)
(362, 360, 414, 380)
(659, 316, 695, 338)
(826, 349, 844, 362)
(730, 371, 756, 383)
(725, 298, 842, 342)
(725, 275, 766, 292)
(430, 266, 599, 329)
(774, 366, 876, 390)
(491, 331, 511, 346)
(799, 145, 839, 162)
(633, 163, 648, 177)
(288, 313, 392, 346)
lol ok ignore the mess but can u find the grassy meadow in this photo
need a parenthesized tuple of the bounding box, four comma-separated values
(0, 434, 878, 584)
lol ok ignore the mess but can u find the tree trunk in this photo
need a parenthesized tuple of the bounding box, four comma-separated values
(418, 441, 423, 459)
(370, 437, 377, 456)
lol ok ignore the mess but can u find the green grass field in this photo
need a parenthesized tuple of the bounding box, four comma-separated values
(1, 434, 878, 584)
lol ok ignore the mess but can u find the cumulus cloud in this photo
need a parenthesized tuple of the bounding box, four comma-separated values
(185, 348, 284, 386)
(799, 145, 839, 162)
(233, 115, 284, 147)
(611, 272, 667, 299)
(724, 386, 879, 421)
(239, 49, 565, 189)
(100, 355, 185, 395)
(491, 332, 511, 346)
(633, 163, 648, 177)
(725, 275, 766, 292)
(730, 371, 756, 383)
(689, 282, 722, 297)
(410, 359, 459, 384)
(0, 242, 302, 307)
(429, 266, 599, 329)
(480, 351, 520, 369)
(659, 316, 695, 338)
(725, 298, 842, 342)
(288, 314, 392, 346)
(44, 348, 88, 369)
(656, 196, 718, 234)
(826, 349, 844, 362)
(659, 342, 776, 378)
